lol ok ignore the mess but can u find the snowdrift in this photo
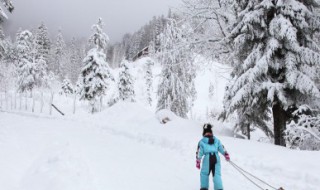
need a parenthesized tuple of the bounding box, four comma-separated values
(1, 102, 320, 190)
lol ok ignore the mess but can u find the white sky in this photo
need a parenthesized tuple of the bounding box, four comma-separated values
(4, 0, 181, 42)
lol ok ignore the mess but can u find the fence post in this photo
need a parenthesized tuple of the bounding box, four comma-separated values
(0, 92, 2, 109)
(19, 93, 22, 110)
(73, 94, 77, 114)
(5, 91, 8, 110)
(25, 92, 28, 111)
(99, 96, 103, 112)
(49, 92, 54, 115)
(14, 92, 17, 110)
(40, 92, 44, 113)
(32, 91, 35, 112)
(10, 92, 13, 110)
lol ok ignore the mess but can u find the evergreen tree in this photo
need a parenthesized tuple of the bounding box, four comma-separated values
(0, 0, 14, 59)
(224, 0, 320, 146)
(156, 19, 196, 118)
(89, 18, 109, 52)
(128, 33, 141, 61)
(79, 18, 113, 113)
(34, 22, 51, 61)
(0, 0, 14, 21)
(61, 78, 74, 95)
(145, 59, 154, 106)
(118, 60, 135, 102)
(16, 30, 36, 92)
(68, 37, 84, 84)
(51, 29, 66, 78)
(0, 26, 6, 59)
(32, 23, 50, 88)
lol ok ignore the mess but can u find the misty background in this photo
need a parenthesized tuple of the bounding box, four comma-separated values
(3, 0, 180, 42)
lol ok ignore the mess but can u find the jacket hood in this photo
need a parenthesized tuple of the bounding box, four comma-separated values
(202, 135, 214, 145)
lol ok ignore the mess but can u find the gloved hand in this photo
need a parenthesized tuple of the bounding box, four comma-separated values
(224, 152, 230, 161)
(196, 159, 201, 169)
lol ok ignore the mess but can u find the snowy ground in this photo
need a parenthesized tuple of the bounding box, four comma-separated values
(0, 57, 319, 189)
(1, 102, 320, 190)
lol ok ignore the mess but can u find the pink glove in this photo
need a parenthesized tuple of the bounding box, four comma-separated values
(224, 152, 230, 161)
(196, 159, 201, 169)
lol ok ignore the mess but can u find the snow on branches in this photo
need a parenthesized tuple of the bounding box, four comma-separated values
(156, 19, 196, 118)
(118, 60, 135, 102)
(224, 0, 320, 145)
(285, 105, 320, 150)
(79, 18, 113, 113)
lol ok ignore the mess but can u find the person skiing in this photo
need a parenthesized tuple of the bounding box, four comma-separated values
(196, 123, 230, 190)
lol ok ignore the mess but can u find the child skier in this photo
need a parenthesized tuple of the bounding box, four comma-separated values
(196, 123, 230, 190)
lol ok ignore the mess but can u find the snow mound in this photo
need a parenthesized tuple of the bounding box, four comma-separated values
(155, 109, 178, 124)
(20, 142, 97, 190)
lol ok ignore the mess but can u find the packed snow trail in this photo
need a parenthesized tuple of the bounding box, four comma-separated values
(1, 103, 320, 190)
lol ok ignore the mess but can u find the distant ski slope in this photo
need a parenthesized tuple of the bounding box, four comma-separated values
(1, 102, 319, 190)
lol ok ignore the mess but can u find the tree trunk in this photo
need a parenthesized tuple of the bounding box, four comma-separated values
(73, 94, 76, 114)
(246, 123, 251, 140)
(272, 102, 287, 146)
(32, 91, 35, 113)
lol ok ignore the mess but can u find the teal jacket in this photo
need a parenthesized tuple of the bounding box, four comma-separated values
(197, 136, 225, 160)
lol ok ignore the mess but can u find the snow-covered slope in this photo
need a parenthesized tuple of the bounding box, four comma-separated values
(120, 56, 231, 120)
(1, 102, 319, 190)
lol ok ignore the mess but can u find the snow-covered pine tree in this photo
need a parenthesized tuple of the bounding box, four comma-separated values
(67, 37, 84, 84)
(31, 23, 51, 88)
(0, 0, 14, 21)
(145, 59, 153, 106)
(79, 18, 113, 113)
(88, 18, 109, 52)
(0, 26, 5, 57)
(0, 32, 15, 92)
(34, 22, 51, 61)
(51, 29, 66, 79)
(61, 78, 74, 95)
(224, 0, 320, 146)
(128, 33, 141, 61)
(16, 30, 36, 92)
(156, 19, 196, 118)
(0, 0, 14, 59)
(118, 60, 135, 102)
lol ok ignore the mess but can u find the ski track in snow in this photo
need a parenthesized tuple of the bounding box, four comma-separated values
(1, 105, 320, 190)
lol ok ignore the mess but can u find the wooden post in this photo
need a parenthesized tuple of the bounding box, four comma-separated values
(5, 91, 8, 110)
(40, 92, 44, 113)
(0, 92, 2, 109)
(14, 92, 17, 110)
(32, 91, 35, 113)
(73, 94, 77, 114)
(51, 104, 65, 116)
(99, 96, 103, 112)
(10, 92, 13, 110)
(19, 93, 22, 110)
(49, 92, 54, 115)
(25, 92, 28, 110)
